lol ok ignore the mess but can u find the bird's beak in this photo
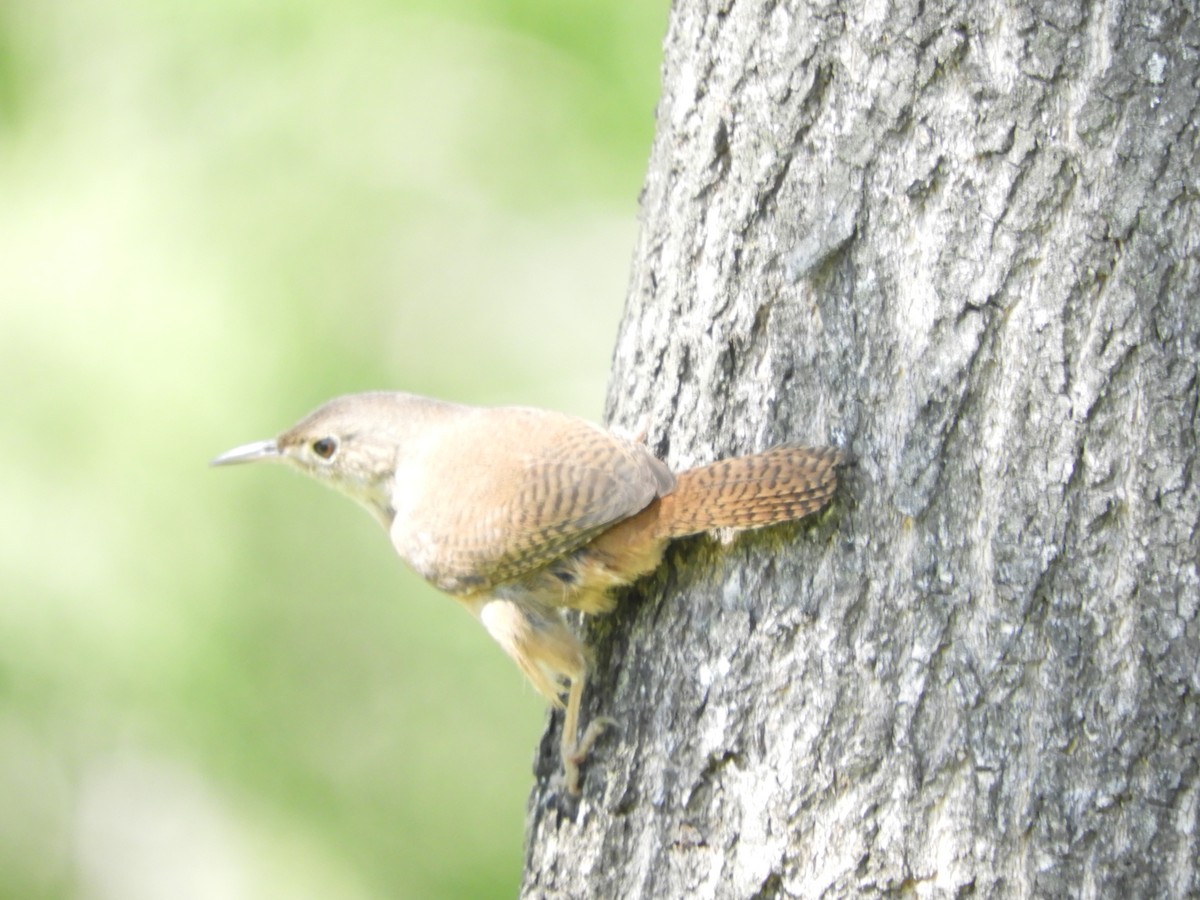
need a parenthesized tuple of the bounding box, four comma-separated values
(210, 439, 281, 467)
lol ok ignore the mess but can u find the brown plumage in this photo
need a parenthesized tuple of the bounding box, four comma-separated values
(212, 392, 841, 793)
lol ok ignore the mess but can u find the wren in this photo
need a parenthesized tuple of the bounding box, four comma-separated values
(213, 392, 840, 793)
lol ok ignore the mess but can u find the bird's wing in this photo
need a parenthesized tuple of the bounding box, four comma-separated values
(391, 407, 673, 594)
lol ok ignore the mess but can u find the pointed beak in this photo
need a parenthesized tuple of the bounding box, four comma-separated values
(210, 439, 281, 467)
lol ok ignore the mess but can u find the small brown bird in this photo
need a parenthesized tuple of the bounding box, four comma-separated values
(212, 392, 840, 793)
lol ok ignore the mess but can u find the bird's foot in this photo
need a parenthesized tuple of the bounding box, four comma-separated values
(564, 716, 617, 794)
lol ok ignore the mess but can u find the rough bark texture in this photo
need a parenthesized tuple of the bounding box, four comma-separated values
(523, 1, 1199, 897)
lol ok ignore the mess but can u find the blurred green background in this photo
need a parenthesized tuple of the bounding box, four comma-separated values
(0, 1, 665, 897)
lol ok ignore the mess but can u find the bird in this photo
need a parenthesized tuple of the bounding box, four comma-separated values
(212, 391, 841, 793)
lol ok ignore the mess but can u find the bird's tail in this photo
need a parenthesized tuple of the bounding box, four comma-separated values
(656, 444, 842, 538)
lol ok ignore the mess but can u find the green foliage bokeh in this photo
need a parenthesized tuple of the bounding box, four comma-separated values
(0, 1, 665, 896)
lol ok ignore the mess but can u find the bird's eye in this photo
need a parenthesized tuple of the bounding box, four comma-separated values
(311, 437, 338, 460)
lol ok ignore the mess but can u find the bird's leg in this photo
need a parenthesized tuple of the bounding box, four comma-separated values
(561, 672, 615, 794)
(561, 674, 584, 793)
(476, 596, 615, 793)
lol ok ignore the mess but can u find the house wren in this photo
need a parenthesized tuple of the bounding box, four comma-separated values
(212, 392, 841, 793)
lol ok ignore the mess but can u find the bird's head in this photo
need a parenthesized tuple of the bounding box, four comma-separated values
(211, 392, 446, 525)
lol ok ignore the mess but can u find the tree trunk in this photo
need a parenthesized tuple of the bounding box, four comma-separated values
(523, 0, 1199, 896)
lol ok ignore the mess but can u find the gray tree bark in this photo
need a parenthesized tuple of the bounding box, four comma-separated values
(523, 0, 1199, 897)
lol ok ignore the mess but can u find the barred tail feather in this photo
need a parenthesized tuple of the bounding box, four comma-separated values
(660, 444, 841, 538)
